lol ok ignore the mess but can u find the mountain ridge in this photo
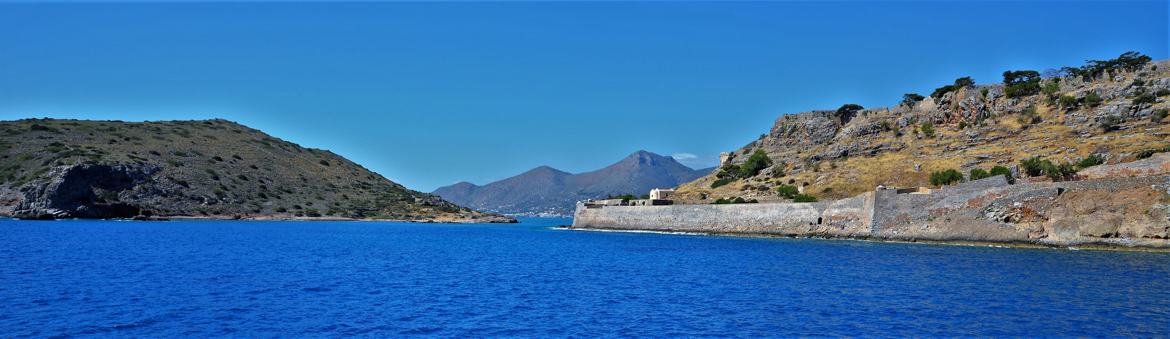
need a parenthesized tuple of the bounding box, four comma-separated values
(433, 150, 712, 216)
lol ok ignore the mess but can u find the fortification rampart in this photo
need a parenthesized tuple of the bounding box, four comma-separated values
(572, 174, 1170, 249)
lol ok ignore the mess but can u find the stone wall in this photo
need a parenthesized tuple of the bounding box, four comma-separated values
(572, 173, 1170, 249)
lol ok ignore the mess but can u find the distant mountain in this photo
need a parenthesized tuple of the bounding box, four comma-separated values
(433, 151, 712, 216)
(0, 118, 512, 222)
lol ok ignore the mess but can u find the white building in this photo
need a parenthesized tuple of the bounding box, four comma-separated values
(649, 188, 675, 200)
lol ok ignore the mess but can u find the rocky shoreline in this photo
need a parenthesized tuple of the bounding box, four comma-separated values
(572, 157, 1170, 251)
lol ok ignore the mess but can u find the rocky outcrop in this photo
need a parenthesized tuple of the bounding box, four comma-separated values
(677, 56, 1170, 204)
(14, 163, 158, 219)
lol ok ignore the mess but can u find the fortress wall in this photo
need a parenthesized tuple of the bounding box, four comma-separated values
(571, 174, 1170, 248)
(573, 193, 873, 237)
(573, 201, 832, 235)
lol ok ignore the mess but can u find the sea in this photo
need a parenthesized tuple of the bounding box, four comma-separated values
(1, 217, 1168, 337)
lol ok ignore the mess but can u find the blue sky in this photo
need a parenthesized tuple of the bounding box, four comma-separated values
(1, 1, 1166, 191)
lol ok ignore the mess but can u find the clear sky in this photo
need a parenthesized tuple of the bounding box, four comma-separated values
(1, 1, 1167, 191)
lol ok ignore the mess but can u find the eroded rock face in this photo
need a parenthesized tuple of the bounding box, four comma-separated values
(14, 163, 159, 219)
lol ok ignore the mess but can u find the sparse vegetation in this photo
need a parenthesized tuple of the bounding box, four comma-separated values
(1003, 70, 1041, 98)
(901, 93, 925, 107)
(931, 76, 975, 98)
(920, 122, 935, 137)
(929, 169, 964, 186)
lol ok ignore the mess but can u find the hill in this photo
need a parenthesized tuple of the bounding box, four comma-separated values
(675, 52, 1170, 203)
(0, 118, 512, 222)
(433, 150, 711, 216)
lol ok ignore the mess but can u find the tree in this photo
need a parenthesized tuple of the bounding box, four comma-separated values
(1003, 70, 1042, 98)
(931, 77, 976, 99)
(901, 93, 925, 107)
(835, 104, 864, 124)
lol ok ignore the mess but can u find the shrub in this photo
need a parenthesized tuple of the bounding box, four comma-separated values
(969, 168, 991, 180)
(776, 184, 799, 199)
(1154, 109, 1170, 123)
(920, 122, 935, 137)
(989, 166, 1012, 181)
(1042, 161, 1077, 181)
(1020, 157, 1046, 177)
(739, 150, 773, 178)
(958, 121, 968, 130)
(901, 93, 925, 107)
(929, 169, 964, 186)
(1157, 88, 1170, 97)
(1018, 106, 1041, 125)
(1077, 155, 1104, 169)
(1135, 147, 1170, 159)
(1003, 70, 1041, 98)
(1042, 80, 1061, 97)
(793, 194, 817, 203)
(318, 159, 331, 166)
(1099, 115, 1121, 132)
(1132, 93, 1157, 112)
(1083, 91, 1103, 107)
(1057, 95, 1079, 109)
(710, 178, 734, 188)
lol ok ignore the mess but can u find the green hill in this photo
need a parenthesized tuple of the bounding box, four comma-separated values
(0, 118, 512, 222)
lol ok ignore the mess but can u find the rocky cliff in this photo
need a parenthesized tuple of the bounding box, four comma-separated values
(0, 118, 512, 222)
(676, 53, 1170, 204)
(433, 151, 711, 216)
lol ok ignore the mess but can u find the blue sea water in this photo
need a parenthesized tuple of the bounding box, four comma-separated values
(1, 218, 1168, 337)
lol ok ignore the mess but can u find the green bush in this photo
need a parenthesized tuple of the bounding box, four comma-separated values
(776, 184, 799, 199)
(969, 168, 991, 180)
(739, 150, 773, 178)
(1083, 91, 1103, 107)
(1018, 107, 1042, 126)
(1132, 93, 1157, 111)
(1135, 147, 1170, 159)
(1099, 115, 1121, 132)
(929, 169, 964, 186)
(1154, 109, 1170, 123)
(920, 122, 935, 137)
(1156, 88, 1170, 97)
(1057, 95, 1078, 109)
(989, 166, 1012, 181)
(1077, 155, 1105, 169)
(793, 194, 817, 203)
(710, 178, 734, 188)
(1020, 157, 1046, 177)
(1042, 161, 1077, 181)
